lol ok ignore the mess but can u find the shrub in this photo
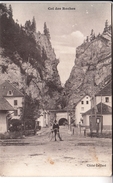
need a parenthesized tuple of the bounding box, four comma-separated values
(9, 119, 22, 132)
(0, 131, 24, 139)
(24, 119, 35, 130)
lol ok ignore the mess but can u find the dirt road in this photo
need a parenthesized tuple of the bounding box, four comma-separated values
(0, 126, 112, 176)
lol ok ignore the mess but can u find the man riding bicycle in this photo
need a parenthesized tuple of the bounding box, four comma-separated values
(52, 120, 63, 141)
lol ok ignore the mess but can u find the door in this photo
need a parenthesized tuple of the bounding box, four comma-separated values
(89, 115, 103, 133)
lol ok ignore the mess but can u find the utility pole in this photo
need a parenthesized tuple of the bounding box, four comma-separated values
(68, 112, 71, 131)
(22, 55, 30, 131)
(100, 93, 102, 134)
(41, 81, 46, 127)
(90, 73, 94, 136)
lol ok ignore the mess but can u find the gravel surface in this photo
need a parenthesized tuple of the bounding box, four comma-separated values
(0, 126, 112, 177)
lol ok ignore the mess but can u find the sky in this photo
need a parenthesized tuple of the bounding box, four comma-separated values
(7, 2, 111, 85)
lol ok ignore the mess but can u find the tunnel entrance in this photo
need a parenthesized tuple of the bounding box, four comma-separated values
(58, 118, 68, 126)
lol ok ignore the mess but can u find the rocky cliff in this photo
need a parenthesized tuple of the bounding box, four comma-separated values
(0, 36, 62, 110)
(0, 4, 62, 112)
(64, 22, 112, 109)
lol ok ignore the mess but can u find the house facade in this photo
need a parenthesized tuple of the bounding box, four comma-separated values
(82, 81, 112, 131)
(92, 81, 112, 107)
(0, 81, 24, 120)
(82, 102, 112, 131)
(75, 95, 91, 125)
(0, 96, 14, 133)
(37, 109, 46, 127)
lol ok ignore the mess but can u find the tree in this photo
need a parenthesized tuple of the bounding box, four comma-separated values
(90, 29, 94, 36)
(9, 4, 13, 18)
(86, 36, 89, 42)
(22, 95, 40, 127)
(31, 16, 36, 32)
(0, 3, 7, 13)
(25, 20, 32, 32)
(104, 20, 109, 32)
(42, 46, 47, 61)
(105, 20, 108, 29)
(44, 22, 50, 40)
(25, 17, 36, 33)
(90, 29, 95, 41)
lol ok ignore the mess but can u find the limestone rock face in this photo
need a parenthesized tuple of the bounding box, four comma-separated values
(0, 33, 62, 110)
(0, 48, 24, 89)
(35, 33, 61, 86)
(64, 26, 112, 109)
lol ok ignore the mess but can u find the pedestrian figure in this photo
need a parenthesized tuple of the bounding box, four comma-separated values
(53, 120, 63, 141)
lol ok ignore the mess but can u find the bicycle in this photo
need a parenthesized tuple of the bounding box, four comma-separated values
(48, 128, 62, 141)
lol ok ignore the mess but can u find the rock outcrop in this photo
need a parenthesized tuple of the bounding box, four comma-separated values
(64, 22, 112, 109)
(0, 37, 62, 109)
(0, 4, 62, 111)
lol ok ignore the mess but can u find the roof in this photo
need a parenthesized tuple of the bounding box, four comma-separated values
(0, 96, 14, 111)
(48, 109, 74, 113)
(75, 94, 91, 106)
(95, 81, 112, 96)
(0, 81, 24, 97)
(82, 102, 112, 116)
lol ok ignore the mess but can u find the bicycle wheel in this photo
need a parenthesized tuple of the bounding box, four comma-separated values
(48, 131, 54, 141)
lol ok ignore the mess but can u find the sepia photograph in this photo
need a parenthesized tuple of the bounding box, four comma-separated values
(0, 1, 112, 177)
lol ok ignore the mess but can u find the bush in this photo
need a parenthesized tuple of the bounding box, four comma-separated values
(0, 131, 24, 139)
(24, 129, 36, 136)
(24, 119, 35, 130)
(9, 119, 22, 132)
(9, 131, 23, 139)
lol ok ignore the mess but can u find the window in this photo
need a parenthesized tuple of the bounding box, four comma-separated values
(86, 96, 88, 99)
(81, 101, 84, 104)
(9, 91, 12, 95)
(105, 97, 109, 103)
(14, 100, 17, 106)
(96, 118, 100, 123)
(81, 107, 84, 111)
(3, 86, 6, 89)
(86, 101, 89, 104)
(8, 90, 13, 95)
(14, 110, 18, 116)
(7, 90, 13, 96)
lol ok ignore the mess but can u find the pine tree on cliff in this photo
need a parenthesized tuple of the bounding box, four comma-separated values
(25, 20, 32, 32)
(90, 29, 95, 41)
(0, 3, 7, 13)
(104, 20, 109, 32)
(44, 22, 50, 40)
(24, 17, 36, 33)
(8, 4, 13, 18)
(86, 36, 89, 42)
(31, 16, 36, 32)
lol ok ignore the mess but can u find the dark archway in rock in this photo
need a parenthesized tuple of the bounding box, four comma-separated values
(58, 118, 68, 126)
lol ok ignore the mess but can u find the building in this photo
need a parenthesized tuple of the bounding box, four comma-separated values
(82, 81, 112, 131)
(37, 109, 46, 127)
(37, 109, 74, 127)
(0, 81, 24, 120)
(82, 102, 112, 131)
(74, 94, 91, 125)
(94, 81, 112, 107)
(0, 96, 14, 133)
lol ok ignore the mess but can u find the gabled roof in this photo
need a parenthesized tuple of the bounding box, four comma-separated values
(0, 81, 24, 97)
(82, 102, 112, 116)
(95, 81, 112, 96)
(75, 94, 91, 106)
(0, 96, 14, 111)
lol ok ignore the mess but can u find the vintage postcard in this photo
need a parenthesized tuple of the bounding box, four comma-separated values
(0, 1, 112, 177)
